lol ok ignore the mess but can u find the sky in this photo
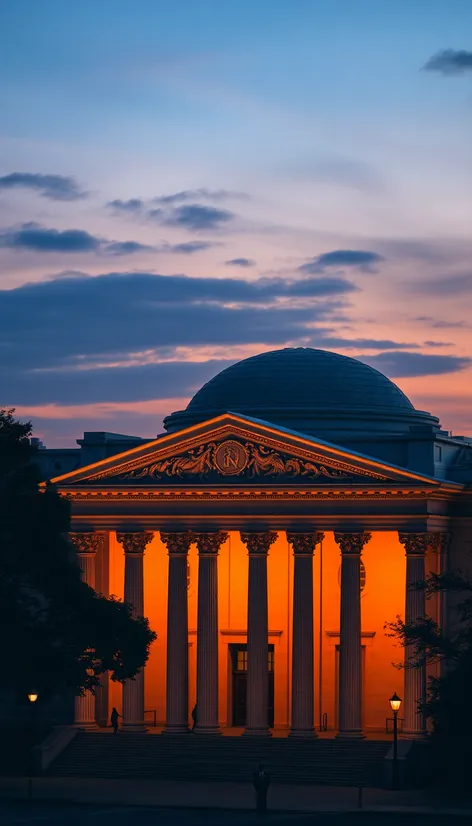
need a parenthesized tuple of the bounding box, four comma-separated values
(1, 0, 471, 447)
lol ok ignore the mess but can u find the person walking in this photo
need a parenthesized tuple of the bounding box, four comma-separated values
(110, 707, 121, 734)
(191, 704, 197, 731)
(253, 764, 270, 814)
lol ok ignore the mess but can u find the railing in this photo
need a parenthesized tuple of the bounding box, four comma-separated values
(144, 709, 157, 727)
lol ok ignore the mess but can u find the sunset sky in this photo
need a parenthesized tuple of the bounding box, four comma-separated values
(1, 0, 471, 447)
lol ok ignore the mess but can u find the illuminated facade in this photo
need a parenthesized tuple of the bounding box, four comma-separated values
(43, 349, 472, 737)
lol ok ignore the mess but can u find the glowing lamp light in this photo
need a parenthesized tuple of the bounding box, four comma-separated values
(27, 693, 39, 704)
(389, 692, 402, 713)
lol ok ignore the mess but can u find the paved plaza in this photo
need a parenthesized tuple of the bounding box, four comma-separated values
(0, 805, 469, 826)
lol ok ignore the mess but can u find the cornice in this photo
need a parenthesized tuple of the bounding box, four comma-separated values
(59, 485, 452, 502)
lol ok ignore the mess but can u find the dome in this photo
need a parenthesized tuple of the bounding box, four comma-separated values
(163, 347, 439, 438)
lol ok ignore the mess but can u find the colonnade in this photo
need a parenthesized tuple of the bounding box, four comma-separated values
(69, 529, 449, 738)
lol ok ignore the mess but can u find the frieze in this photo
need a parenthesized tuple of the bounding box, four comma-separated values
(115, 440, 357, 482)
(62, 488, 433, 501)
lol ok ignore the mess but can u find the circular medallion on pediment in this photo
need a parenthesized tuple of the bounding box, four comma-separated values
(214, 440, 249, 475)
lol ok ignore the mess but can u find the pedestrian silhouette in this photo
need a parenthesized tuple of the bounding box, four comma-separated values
(110, 707, 121, 734)
(253, 764, 270, 814)
(191, 704, 197, 731)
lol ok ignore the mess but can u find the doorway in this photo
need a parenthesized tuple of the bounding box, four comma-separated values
(230, 643, 274, 727)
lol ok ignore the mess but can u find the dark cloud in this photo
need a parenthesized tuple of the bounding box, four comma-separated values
(0, 172, 85, 201)
(0, 222, 213, 257)
(414, 316, 469, 329)
(359, 351, 471, 378)
(166, 241, 215, 254)
(0, 223, 100, 252)
(0, 269, 355, 404)
(107, 198, 145, 213)
(107, 192, 240, 232)
(225, 257, 256, 267)
(152, 189, 248, 205)
(104, 241, 154, 256)
(299, 250, 384, 274)
(423, 49, 472, 75)
(162, 204, 235, 231)
(423, 340, 453, 347)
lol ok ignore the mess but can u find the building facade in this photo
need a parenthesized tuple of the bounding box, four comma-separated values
(40, 349, 472, 737)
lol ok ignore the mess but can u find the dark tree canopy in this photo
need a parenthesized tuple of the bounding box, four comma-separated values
(0, 409, 156, 700)
(387, 568, 472, 792)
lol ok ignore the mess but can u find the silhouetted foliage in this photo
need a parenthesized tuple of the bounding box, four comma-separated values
(387, 569, 472, 792)
(0, 409, 156, 700)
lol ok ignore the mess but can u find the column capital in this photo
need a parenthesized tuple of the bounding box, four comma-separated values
(69, 532, 103, 556)
(398, 532, 429, 556)
(195, 532, 228, 556)
(428, 532, 451, 555)
(117, 531, 153, 555)
(334, 532, 371, 555)
(287, 532, 324, 555)
(241, 531, 277, 555)
(161, 531, 193, 556)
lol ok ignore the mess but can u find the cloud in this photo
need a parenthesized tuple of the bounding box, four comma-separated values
(108, 198, 145, 213)
(0, 269, 356, 404)
(359, 351, 471, 378)
(103, 240, 155, 256)
(414, 316, 469, 329)
(423, 340, 453, 347)
(0, 172, 85, 201)
(0, 222, 214, 257)
(152, 189, 248, 205)
(423, 49, 472, 75)
(165, 241, 215, 254)
(299, 250, 384, 274)
(0, 223, 100, 252)
(162, 204, 235, 231)
(107, 193, 239, 232)
(225, 257, 256, 267)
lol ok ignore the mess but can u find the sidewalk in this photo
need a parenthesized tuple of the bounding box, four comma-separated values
(0, 776, 471, 816)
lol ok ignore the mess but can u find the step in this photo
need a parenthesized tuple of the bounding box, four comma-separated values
(50, 732, 390, 786)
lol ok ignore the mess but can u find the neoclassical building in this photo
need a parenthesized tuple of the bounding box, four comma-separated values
(41, 348, 472, 738)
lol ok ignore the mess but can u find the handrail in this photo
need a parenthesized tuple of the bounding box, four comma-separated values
(144, 709, 157, 727)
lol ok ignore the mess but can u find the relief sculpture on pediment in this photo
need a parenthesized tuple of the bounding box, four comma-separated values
(119, 438, 352, 481)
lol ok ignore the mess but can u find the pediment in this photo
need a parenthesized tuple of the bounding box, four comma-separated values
(50, 413, 440, 488)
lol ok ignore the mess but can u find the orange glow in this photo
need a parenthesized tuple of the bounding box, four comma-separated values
(107, 529, 418, 732)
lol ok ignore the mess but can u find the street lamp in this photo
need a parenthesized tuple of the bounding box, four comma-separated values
(27, 692, 39, 802)
(389, 692, 402, 790)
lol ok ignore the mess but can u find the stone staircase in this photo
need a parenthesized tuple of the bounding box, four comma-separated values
(50, 732, 391, 787)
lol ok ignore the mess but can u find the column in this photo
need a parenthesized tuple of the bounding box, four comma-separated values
(398, 532, 428, 736)
(431, 532, 451, 641)
(117, 531, 153, 731)
(241, 531, 277, 736)
(161, 532, 193, 733)
(194, 531, 228, 734)
(287, 532, 324, 737)
(334, 531, 371, 738)
(69, 532, 103, 729)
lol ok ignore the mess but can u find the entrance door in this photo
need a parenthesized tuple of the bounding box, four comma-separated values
(230, 644, 274, 727)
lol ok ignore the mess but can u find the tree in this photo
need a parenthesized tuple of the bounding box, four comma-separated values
(387, 568, 472, 792)
(0, 409, 156, 701)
